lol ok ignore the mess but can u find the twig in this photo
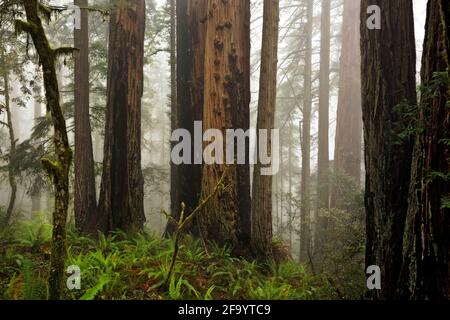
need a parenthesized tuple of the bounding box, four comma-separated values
(162, 168, 227, 289)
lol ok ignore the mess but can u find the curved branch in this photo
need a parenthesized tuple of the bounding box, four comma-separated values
(54, 46, 78, 58)
(0, 121, 10, 128)
(14, 19, 36, 36)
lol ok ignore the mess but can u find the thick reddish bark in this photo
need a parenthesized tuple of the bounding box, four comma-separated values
(97, 0, 146, 232)
(199, 0, 251, 248)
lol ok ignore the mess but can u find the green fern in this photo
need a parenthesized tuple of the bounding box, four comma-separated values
(80, 275, 109, 300)
(441, 196, 450, 209)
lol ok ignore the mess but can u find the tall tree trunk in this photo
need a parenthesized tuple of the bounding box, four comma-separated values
(317, 0, 330, 212)
(98, 0, 146, 232)
(233, 1, 251, 245)
(251, 0, 279, 259)
(300, 0, 313, 263)
(399, 0, 450, 300)
(199, 0, 251, 248)
(74, 0, 96, 234)
(360, 0, 417, 300)
(331, 0, 362, 209)
(31, 92, 42, 215)
(0, 51, 17, 229)
(17, 0, 74, 299)
(288, 120, 293, 248)
(167, 0, 207, 235)
(169, 0, 178, 233)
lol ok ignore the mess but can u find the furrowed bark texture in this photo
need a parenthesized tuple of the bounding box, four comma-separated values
(98, 0, 146, 232)
(400, 0, 450, 300)
(360, 0, 417, 300)
(199, 0, 251, 248)
(167, 0, 207, 235)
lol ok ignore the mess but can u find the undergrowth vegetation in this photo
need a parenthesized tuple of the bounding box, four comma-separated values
(0, 216, 351, 300)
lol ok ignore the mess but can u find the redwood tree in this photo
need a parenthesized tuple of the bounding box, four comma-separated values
(251, 0, 279, 259)
(74, 0, 96, 233)
(331, 0, 362, 209)
(360, 0, 417, 299)
(199, 0, 251, 248)
(299, 0, 313, 263)
(317, 0, 331, 213)
(168, 0, 207, 235)
(400, 0, 450, 300)
(98, 0, 146, 232)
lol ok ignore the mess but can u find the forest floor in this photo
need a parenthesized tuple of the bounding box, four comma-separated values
(0, 216, 353, 300)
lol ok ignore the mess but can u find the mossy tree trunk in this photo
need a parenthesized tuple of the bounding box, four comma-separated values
(97, 0, 146, 232)
(399, 0, 450, 300)
(251, 0, 279, 259)
(16, 0, 74, 300)
(360, 0, 417, 300)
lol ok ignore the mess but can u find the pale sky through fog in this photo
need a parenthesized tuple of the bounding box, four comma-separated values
(52, 0, 428, 61)
(413, 0, 427, 75)
(41, 0, 429, 161)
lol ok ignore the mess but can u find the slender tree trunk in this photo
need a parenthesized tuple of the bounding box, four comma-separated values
(288, 120, 293, 248)
(169, 0, 178, 233)
(18, 0, 74, 299)
(331, 0, 362, 209)
(300, 0, 313, 263)
(360, 0, 417, 300)
(199, 0, 251, 248)
(280, 135, 284, 233)
(251, 0, 279, 259)
(317, 0, 330, 214)
(31, 93, 42, 215)
(74, 0, 96, 234)
(233, 1, 252, 246)
(0, 52, 17, 229)
(98, 0, 146, 232)
(399, 0, 450, 300)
